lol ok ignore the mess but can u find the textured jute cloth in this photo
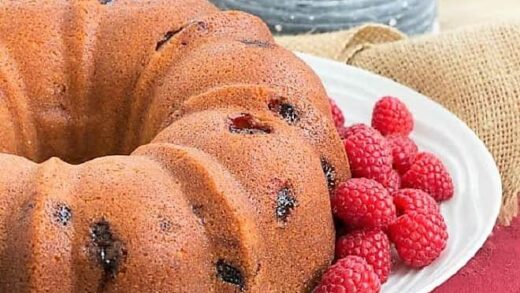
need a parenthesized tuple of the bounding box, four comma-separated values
(276, 22, 520, 225)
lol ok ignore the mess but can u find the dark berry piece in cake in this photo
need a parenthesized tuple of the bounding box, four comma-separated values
(268, 100, 299, 124)
(228, 113, 272, 134)
(276, 187, 297, 222)
(19, 201, 35, 221)
(195, 20, 208, 31)
(89, 219, 127, 286)
(216, 259, 245, 290)
(155, 27, 184, 51)
(156, 21, 207, 50)
(191, 204, 205, 225)
(98, 0, 113, 5)
(321, 158, 337, 191)
(159, 218, 173, 233)
(53, 203, 72, 226)
(239, 39, 274, 48)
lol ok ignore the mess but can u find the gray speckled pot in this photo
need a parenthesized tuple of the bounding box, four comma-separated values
(210, 0, 437, 35)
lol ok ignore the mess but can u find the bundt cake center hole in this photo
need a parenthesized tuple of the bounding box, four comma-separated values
(228, 113, 272, 134)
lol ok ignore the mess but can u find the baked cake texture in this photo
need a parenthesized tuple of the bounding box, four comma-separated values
(0, 0, 350, 291)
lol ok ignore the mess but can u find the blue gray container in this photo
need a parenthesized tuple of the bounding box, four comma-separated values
(210, 0, 437, 35)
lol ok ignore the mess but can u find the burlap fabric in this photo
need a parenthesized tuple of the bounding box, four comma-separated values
(276, 22, 520, 225)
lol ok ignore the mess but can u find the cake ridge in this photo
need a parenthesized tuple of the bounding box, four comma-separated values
(133, 143, 265, 291)
(79, 0, 217, 162)
(136, 33, 336, 148)
(123, 19, 198, 153)
(0, 44, 38, 159)
(63, 0, 102, 163)
(27, 158, 77, 291)
(173, 84, 350, 189)
(112, 1, 219, 159)
(0, 155, 36, 292)
(125, 10, 273, 153)
(68, 155, 216, 291)
(150, 107, 336, 290)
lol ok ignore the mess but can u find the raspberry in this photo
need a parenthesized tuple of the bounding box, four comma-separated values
(372, 96, 414, 136)
(393, 188, 439, 216)
(388, 211, 448, 268)
(334, 217, 349, 237)
(314, 256, 381, 293)
(343, 125, 393, 181)
(331, 178, 396, 230)
(336, 229, 391, 283)
(337, 126, 349, 139)
(329, 98, 345, 128)
(342, 123, 371, 139)
(386, 134, 418, 175)
(401, 152, 454, 201)
(377, 169, 401, 194)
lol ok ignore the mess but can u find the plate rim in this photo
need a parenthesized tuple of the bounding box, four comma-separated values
(297, 52, 503, 292)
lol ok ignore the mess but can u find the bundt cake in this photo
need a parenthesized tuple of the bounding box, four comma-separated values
(0, 0, 350, 292)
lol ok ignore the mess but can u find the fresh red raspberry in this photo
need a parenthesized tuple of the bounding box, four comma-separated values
(342, 123, 371, 139)
(336, 229, 391, 283)
(388, 211, 448, 268)
(331, 178, 396, 230)
(377, 169, 401, 194)
(329, 98, 345, 128)
(393, 188, 439, 216)
(314, 256, 381, 293)
(337, 126, 349, 139)
(386, 134, 418, 175)
(334, 217, 350, 237)
(401, 152, 454, 201)
(372, 96, 414, 136)
(343, 125, 393, 181)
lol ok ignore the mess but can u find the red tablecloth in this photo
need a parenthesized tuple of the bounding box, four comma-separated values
(434, 209, 520, 292)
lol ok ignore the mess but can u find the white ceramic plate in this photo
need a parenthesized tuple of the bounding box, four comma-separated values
(298, 53, 502, 293)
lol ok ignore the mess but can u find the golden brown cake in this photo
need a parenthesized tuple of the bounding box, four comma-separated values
(0, 0, 350, 292)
